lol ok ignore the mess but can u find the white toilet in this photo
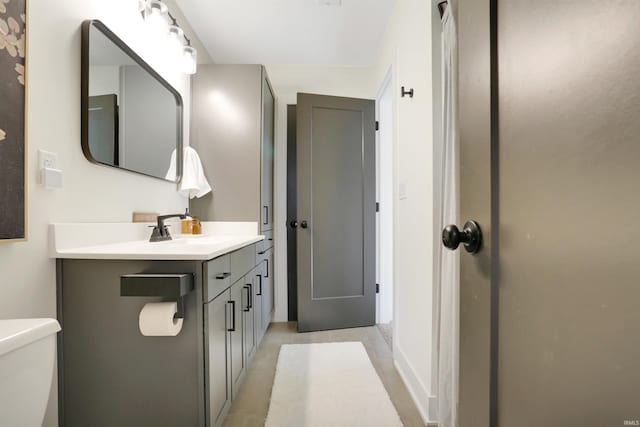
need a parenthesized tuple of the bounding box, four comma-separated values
(0, 318, 61, 427)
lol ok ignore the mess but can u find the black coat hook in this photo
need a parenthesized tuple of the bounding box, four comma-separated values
(401, 86, 414, 98)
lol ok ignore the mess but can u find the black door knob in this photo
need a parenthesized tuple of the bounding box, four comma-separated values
(300, 220, 308, 229)
(290, 220, 298, 228)
(442, 220, 482, 254)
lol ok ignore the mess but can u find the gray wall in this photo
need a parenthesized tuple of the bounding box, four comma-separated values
(121, 65, 178, 179)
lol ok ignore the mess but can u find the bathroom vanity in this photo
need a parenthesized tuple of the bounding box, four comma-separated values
(52, 223, 274, 427)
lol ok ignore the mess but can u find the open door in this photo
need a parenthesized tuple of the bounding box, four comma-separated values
(454, 0, 640, 425)
(296, 93, 376, 332)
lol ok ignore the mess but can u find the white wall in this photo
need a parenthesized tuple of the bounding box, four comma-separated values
(0, 1, 204, 425)
(264, 64, 375, 322)
(370, 0, 435, 422)
(88, 65, 120, 96)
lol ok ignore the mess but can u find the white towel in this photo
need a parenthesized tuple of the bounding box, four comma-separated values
(165, 147, 212, 199)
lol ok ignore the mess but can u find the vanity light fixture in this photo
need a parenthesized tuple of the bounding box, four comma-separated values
(144, 0, 169, 37)
(140, 0, 198, 75)
(183, 43, 198, 75)
(167, 24, 184, 57)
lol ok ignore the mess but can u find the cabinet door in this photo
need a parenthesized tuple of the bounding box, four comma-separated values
(261, 70, 275, 232)
(262, 248, 274, 333)
(254, 267, 265, 345)
(206, 291, 231, 427)
(242, 274, 256, 365)
(229, 281, 245, 399)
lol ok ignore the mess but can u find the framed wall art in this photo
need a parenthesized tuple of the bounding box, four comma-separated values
(0, 0, 26, 241)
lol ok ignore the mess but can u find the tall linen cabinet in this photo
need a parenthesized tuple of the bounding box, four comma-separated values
(190, 64, 275, 235)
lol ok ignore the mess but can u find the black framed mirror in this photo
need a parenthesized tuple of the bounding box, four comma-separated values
(81, 20, 183, 182)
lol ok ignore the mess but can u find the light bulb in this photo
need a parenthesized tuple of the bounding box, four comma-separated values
(168, 25, 184, 57)
(183, 45, 197, 75)
(145, 0, 168, 37)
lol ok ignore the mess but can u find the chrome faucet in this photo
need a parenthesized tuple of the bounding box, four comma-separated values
(149, 213, 190, 242)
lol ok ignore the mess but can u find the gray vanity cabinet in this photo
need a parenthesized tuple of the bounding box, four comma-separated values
(242, 271, 257, 365)
(205, 274, 251, 427)
(253, 266, 265, 345)
(262, 247, 275, 333)
(206, 291, 231, 427)
(261, 73, 275, 231)
(190, 64, 275, 234)
(58, 242, 269, 427)
(229, 281, 246, 400)
(256, 235, 274, 339)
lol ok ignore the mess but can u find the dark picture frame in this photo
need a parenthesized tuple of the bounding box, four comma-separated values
(0, 0, 27, 241)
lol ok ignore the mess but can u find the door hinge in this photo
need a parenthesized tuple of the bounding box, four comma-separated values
(375, 202, 380, 212)
(376, 283, 380, 293)
(375, 121, 379, 131)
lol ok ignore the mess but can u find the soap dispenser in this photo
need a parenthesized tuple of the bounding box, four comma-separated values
(181, 208, 192, 234)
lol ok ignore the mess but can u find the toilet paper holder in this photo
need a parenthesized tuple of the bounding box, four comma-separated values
(120, 273, 194, 319)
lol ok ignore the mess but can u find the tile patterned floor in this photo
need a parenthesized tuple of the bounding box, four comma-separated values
(223, 322, 427, 427)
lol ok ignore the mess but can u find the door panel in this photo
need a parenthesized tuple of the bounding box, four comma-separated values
(242, 277, 255, 364)
(261, 71, 275, 232)
(457, 0, 495, 424)
(229, 282, 244, 399)
(206, 292, 231, 427)
(497, 1, 640, 425)
(457, 0, 640, 425)
(296, 93, 376, 332)
(262, 248, 274, 331)
(254, 269, 264, 344)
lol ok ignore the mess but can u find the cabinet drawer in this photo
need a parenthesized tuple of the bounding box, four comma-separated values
(256, 230, 273, 255)
(230, 244, 256, 285)
(205, 255, 231, 302)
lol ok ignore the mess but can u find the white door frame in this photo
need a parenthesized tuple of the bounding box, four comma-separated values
(375, 68, 394, 325)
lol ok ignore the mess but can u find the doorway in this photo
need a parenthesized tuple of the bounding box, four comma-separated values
(375, 70, 394, 346)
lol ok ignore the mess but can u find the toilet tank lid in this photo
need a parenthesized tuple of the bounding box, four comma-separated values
(0, 318, 61, 357)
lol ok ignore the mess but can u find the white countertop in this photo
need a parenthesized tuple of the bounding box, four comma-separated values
(49, 222, 264, 261)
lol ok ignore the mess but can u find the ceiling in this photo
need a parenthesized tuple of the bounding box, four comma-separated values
(176, 0, 395, 66)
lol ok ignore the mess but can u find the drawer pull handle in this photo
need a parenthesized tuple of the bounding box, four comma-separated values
(215, 272, 231, 280)
(227, 301, 236, 332)
(256, 274, 263, 296)
(243, 286, 250, 312)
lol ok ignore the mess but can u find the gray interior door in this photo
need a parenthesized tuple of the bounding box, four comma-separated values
(456, 0, 640, 425)
(286, 105, 298, 321)
(296, 93, 376, 332)
(88, 94, 119, 166)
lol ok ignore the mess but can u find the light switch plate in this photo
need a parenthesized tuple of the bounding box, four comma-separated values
(38, 150, 60, 187)
(399, 181, 408, 200)
(38, 149, 57, 170)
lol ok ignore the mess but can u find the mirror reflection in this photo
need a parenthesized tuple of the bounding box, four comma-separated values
(82, 20, 182, 181)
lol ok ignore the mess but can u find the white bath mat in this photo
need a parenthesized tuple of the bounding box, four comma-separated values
(265, 342, 403, 427)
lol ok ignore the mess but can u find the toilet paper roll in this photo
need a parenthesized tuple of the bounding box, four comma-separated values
(138, 302, 183, 336)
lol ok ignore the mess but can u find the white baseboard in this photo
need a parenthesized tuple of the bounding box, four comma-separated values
(393, 346, 434, 425)
(428, 395, 438, 421)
